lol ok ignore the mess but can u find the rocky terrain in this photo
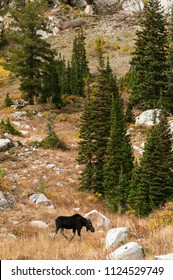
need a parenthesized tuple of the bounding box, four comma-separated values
(0, 1, 173, 260)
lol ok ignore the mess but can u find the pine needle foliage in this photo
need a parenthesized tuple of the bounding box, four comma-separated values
(78, 48, 113, 194)
(0, 118, 21, 136)
(127, 0, 169, 112)
(3, 93, 14, 107)
(41, 118, 66, 150)
(128, 110, 173, 217)
(70, 28, 90, 96)
(103, 87, 134, 212)
(7, 0, 61, 107)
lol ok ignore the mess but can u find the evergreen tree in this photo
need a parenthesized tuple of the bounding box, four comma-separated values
(40, 58, 62, 108)
(70, 28, 89, 96)
(129, 110, 173, 217)
(167, 5, 173, 114)
(3, 93, 14, 107)
(127, 0, 169, 111)
(103, 89, 134, 212)
(7, 0, 61, 106)
(78, 50, 113, 194)
(56, 54, 70, 96)
(78, 78, 95, 190)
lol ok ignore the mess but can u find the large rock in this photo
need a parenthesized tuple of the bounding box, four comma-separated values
(30, 220, 49, 229)
(160, 0, 172, 13)
(135, 109, 161, 126)
(122, 0, 143, 14)
(105, 227, 131, 248)
(108, 241, 144, 260)
(0, 138, 13, 151)
(135, 109, 173, 133)
(0, 198, 10, 209)
(84, 209, 111, 228)
(155, 253, 173, 260)
(29, 193, 54, 208)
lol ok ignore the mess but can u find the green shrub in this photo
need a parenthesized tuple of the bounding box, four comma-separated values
(0, 118, 21, 136)
(40, 122, 66, 150)
(3, 93, 14, 108)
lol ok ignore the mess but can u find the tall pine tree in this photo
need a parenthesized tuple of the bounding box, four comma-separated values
(7, 0, 61, 106)
(78, 45, 113, 194)
(103, 87, 134, 212)
(127, 0, 169, 111)
(129, 110, 173, 217)
(70, 28, 89, 96)
(167, 5, 173, 114)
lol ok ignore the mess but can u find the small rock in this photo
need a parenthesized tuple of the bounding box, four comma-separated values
(46, 164, 56, 169)
(0, 198, 10, 209)
(0, 191, 4, 199)
(10, 111, 27, 119)
(30, 220, 48, 229)
(0, 139, 13, 151)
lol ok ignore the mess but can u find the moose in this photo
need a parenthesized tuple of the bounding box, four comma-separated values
(53, 214, 95, 241)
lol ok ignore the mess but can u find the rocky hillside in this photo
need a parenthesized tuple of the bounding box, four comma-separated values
(0, 1, 173, 260)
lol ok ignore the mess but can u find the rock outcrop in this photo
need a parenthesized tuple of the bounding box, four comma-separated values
(108, 241, 144, 260)
(0, 138, 13, 151)
(155, 253, 173, 260)
(29, 193, 54, 208)
(105, 227, 131, 248)
(84, 209, 112, 228)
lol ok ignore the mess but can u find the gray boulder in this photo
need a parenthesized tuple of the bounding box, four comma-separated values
(30, 220, 49, 229)
(155, 253, 173, 260)
(135, 109, 161, 126)
(84, 209, 111, 229)
(105, 227, 131, 248)
(29, 193, 54, 208)
(0, 138, 13, 151)
(0, 197, 10, 209)
(108, 241, 144, 260)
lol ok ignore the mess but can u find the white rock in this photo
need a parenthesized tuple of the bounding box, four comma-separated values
(0, 139, 12, 151)
(84, 4, 94, 15)
(29, 193, 49, 205)
(0, 191, 4, 199)
(12, 121, 31, 129)
(160, 0, 172, 13)
(84, 209, 112, 228)
(108, 242, 144, 260)
(169, 120, 173, 132)
(29, 193, 54, 208)
(0, 198, 10, 208)
(73, 207, 80, 212)
(30, 220, 48, 229)
(46, 163, 56, 169)
(10, 111, 27, 119)
(105, 227, 131, 248)
(0, 233, 17, 239)
(135, 109, 160, 126)
(122, 0, 144, 14)
(155, 253, 173, 260)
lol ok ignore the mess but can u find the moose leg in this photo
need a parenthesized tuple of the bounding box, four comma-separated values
(52, 227, 59, 240)
(60, 228, 68, 240)
(70, 229, 76, 241)
(77, 228, 82, 241)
